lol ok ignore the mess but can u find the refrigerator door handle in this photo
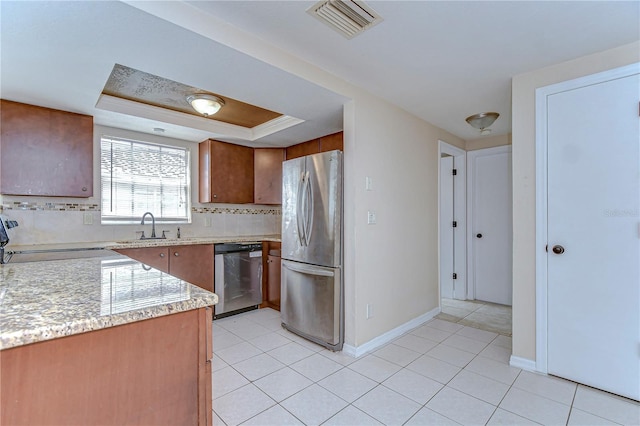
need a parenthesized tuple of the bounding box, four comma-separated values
(282, 260, 335, 277)
(296, 172, 306, 246)
(305, 171, 313, 244)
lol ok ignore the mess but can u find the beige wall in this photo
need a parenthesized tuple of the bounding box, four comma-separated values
(511, 41, 640, 361)
(343, 93, 464, 346)
(466, 134, 511, 151)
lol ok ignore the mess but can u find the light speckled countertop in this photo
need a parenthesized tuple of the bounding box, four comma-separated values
(0, 253, 219, 350)
(8, 234, 281, 253)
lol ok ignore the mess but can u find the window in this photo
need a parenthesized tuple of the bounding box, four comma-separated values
(101, 137, 191, 224)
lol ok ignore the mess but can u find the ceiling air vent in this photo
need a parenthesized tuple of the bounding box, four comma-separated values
(307, 0, 383, 39)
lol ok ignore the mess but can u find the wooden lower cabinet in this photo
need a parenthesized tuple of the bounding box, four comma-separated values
(0, 307, 213, 426)
(114, 246, 170, 273)
(169, 245, 214, 293)
(115, 244, 214, 292)
(262, 241, 281, 311)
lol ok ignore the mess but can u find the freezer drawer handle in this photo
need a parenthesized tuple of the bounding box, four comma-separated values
(283, 261, 335, 277)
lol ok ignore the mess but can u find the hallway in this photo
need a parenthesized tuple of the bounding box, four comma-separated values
(438, 299, 512, 336)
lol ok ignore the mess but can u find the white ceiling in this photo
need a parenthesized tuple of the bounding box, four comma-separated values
(2, 1, 639, 145)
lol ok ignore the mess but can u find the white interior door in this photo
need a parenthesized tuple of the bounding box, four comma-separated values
(440, 155, 455, 299)
(546, 71, 640, 400)
(469, 147, 513, 306)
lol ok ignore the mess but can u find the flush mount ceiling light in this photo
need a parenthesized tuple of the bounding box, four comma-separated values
(186, 94, 225, 117)
(465, 112, 500, 135)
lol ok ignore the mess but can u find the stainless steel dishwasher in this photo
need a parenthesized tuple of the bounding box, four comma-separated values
(214, 242, 263, 319)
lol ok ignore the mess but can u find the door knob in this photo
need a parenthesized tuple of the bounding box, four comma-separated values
(552, 245, 565, 254)
(174, 252, 179, 257)
(476, 233, 483, 239)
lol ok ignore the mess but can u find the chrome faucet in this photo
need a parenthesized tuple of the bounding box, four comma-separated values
(140, 212, 157, 239)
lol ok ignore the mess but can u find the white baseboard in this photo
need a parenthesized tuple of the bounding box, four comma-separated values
(510, 355, 537, 371)
(342, 307, 440, 358)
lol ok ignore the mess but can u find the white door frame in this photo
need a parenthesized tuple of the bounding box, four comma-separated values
(466, 145, 512, 301)
(438, 140, 467, 300)
(534, 62, 640, 373)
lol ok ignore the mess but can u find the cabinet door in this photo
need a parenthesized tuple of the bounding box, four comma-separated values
(285, 139, 319, 160)
(199, 139, 254, 203)
(319, 132, 343, 153)
(254, 148, 284, 205)
(169, 245, 214, 292)
(0, 100, 93, 197)
(114, 247, 169, 273)
(266, 255, 281, 310)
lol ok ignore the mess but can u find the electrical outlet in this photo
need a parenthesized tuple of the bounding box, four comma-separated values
(367, 211, 376, 224)
(204, 216, 212, 227)
(83, 212, 93, 225)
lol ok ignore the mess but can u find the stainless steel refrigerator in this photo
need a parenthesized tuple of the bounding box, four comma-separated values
(281, 149, 343, 351)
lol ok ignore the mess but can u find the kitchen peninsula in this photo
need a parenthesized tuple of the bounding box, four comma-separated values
(0, 252, 218, 426)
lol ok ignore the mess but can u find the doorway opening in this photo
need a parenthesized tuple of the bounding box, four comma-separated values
(438, 142, 512, 336)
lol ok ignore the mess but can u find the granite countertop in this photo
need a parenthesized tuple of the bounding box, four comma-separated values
(0, 253, 219, 350)
(8, 234, 281, 253)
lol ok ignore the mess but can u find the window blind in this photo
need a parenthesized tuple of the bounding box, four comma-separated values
(101, 137, 190, 223)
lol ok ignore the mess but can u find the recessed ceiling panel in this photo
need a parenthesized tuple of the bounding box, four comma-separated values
(102, 64, 282, 128)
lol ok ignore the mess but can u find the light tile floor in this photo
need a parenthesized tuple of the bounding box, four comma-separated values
(212, 308, 639, 426)
(438, 298, 512, 336)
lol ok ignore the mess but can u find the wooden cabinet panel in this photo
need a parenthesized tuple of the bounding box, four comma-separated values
(199, 139, 254, 203)
(319, 131, 343, 153)
(254, 148, 284, 205)
(261, 241, 281, 311)
(1, 308, 210, 426)
(115, 244, 214, 292)
(169, 244, 215, 293)
(285, 139, 319, 160)
(0, 100, 93, 197)
(266, 255, 281, 310)
(114, 246, 169, 273)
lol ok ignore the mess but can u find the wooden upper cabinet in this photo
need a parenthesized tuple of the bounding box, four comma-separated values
(254, 148, 284, 205)
(285, 132, 343, 160)
(0, 100, 93, 197)
(319, 132, 343, 153)
(199, 139, 254, 204)
(285, 139, 320, 160)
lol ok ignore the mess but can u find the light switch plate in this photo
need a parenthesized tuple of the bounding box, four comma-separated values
(204, 216, 212, 227)
(367, 211, 376, 224)
(365, 176, 373, 191)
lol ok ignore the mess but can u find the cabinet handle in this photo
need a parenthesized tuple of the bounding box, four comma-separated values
(159, 253, 165, 258)
(82, 187, 88, 192)
(213, 194, 217, 198)
(174, 252, 179, 257)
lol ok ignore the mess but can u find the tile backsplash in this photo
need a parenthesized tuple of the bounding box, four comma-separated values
(0, 199, 281, 246)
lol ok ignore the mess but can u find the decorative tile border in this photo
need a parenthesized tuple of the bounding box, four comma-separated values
(0, 201, 280, 215)
(1, 201, 100, 211)
(192, 206, 281, 215)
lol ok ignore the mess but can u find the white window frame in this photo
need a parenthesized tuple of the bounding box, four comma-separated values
(100, 136, 191, 224)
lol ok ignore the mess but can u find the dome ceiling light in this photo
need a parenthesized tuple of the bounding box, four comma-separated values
(187, 94, 225, 117)
(465, 112, 499, 135)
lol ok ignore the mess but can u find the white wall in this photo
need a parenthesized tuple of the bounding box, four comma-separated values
(511, 41, 640, 361)
(0, 125, 280, 246)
